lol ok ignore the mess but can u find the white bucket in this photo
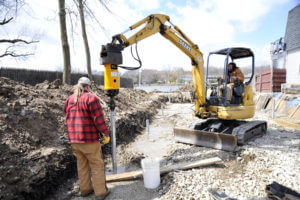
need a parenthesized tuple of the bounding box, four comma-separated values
(141, 157, 160, 189)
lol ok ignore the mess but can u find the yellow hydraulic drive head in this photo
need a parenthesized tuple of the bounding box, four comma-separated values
(100, 43, 123, 97)
(104, 64, 119, 97)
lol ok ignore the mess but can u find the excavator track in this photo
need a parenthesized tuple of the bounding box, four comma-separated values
(174, 120, 267, 151)
(232, 120, 267, 145)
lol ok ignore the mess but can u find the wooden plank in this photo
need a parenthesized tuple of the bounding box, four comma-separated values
(106, 157, 222, 182)
(262, 95, 272, 110)
(160, 157, 222, 174)
(275, 98, 283, 111)
(273, 118, 300, 130)
(291, 105, 300, 120)
(106, 170, 143, 182)
(255, 94, 261, 104)
(289, 105, 300, 118)
(256, 95, 272, 110)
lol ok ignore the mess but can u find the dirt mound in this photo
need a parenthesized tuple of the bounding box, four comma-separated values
(0, 77, 165, 200)
(151, 91, 192, 104)
(177, 84, 192, 92)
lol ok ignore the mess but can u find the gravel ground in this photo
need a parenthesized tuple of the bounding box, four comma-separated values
(52, 103, 299, 200)
(106, 103, 300, 200)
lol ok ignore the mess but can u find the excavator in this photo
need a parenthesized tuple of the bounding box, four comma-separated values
(100, 14, 267, 152)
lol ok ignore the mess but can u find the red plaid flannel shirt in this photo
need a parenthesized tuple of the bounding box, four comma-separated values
(64, 91, 109, 143)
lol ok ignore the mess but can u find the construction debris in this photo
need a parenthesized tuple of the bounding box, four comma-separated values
(209, 189, 237, 200)
(281, 83, 300, 94)
(255, 93, 300, 129)
(266, 181, 300, 200)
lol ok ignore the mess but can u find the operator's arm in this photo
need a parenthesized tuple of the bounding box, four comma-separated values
(235, 67, 244, 82)
(88, 96, 109, 137)
(230, 67, 245, 83)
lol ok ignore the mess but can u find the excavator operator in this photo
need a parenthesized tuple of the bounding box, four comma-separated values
(227, 62, 244, 83)
(218, 62, 245, 104)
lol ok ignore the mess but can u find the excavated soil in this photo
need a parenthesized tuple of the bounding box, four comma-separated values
(0, 77, 188, 200)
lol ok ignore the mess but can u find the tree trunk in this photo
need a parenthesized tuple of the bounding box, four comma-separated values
(58, 0, 71, 84)
(78, 0, 93, 81)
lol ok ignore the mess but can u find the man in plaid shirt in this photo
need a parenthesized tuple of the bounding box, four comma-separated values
(64, 77, 110, 199)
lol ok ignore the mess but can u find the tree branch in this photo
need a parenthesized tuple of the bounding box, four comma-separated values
(83, 2, 108, 33)
(0, 51, 33, 58)
(97, 0, 112, 14)
(0, 39, 38, 44)
(0, 17, 13, 25)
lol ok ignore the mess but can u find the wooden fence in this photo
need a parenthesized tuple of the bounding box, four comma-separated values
(0, 67, 133, 88)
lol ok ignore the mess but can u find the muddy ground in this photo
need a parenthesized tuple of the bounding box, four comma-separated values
(1, 77, 299, 200)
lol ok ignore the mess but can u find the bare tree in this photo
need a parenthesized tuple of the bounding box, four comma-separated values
(78, 0, 92, 81)
(58, 0, 71, 84)
(69, 0, 110, 79)
(58, 0, 110, 82)
(0, 0, 38, 58)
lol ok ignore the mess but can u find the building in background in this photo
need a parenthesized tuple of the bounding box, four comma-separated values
(284, 4, 300, 84)
(263, 4, 300, 94)
(270, 4, 300, 85)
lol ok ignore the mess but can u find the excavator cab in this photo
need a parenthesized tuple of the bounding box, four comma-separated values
(174, 47, 267, 151)
(205, 47, 255, 107)
(174, 48, 267, 151)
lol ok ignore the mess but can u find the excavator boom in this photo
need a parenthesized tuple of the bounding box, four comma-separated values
(101, 14, 206, 116)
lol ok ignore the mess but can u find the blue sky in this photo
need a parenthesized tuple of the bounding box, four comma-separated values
(0, 0, 299, 72)
(236, 0, 298, 45)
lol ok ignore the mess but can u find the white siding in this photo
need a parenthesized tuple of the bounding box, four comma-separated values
(286, 48, 300, 84)
(271, 52, 285, 69)
(277, 56, 285, 69)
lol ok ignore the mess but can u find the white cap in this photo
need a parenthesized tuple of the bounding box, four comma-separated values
(78, 77, 91, 85)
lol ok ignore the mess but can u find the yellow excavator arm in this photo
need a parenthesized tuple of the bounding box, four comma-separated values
(100, 14, 206, 116)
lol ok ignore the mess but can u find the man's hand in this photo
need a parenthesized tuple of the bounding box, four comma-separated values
(101, 135, 110, 145)
(231, 76, 241, 85)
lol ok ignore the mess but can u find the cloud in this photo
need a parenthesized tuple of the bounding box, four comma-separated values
(127, 0, 162, 11)
(0, 0, 291, 72)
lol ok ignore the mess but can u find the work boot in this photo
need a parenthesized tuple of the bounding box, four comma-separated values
(95, 189, 110, 200)
(76, 190, 94, 197)
(81, 190, 94, 197)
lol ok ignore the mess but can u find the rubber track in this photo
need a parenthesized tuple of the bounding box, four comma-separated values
(232, 120, 267, 145)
